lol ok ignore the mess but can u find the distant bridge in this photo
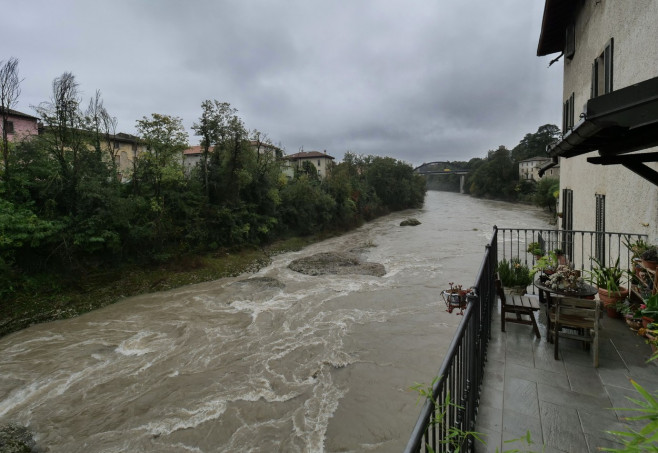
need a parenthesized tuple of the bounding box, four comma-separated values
(414, 162, 470, 193)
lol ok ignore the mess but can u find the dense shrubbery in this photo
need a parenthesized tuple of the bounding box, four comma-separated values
(0, 74, 426, 296)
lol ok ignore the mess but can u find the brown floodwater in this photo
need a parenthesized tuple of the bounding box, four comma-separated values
(0, 191, 553, 452)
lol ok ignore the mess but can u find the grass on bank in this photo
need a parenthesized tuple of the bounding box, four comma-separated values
(0, 236, 319, 338)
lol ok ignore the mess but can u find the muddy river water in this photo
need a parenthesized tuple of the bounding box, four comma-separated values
(0, 191, 553, 452)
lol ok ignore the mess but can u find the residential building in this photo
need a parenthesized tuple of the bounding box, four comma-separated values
(0, 108, 39, 142)
(109, 133, 147, 181)
(182, 140, 282, 173)
(518, 156, 556, 181)
(537, 0, 658, 245)
(182, 145, 205, 171)
(283, 150, 335, 179)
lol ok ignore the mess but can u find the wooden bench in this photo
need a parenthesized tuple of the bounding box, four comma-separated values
(548, 296, 600, 367)
(495, 277, 541, 339)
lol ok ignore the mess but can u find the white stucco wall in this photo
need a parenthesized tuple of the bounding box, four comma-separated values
(559, 0, 658, 243)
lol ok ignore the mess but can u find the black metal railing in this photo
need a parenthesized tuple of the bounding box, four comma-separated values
(497, 227, 648, 292)
(405, 226, 648, 452)
(404, 227, 498, 453)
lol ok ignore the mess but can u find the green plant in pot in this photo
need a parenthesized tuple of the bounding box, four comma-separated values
(587, 257, 629, 310)
(527, 242, 543, 258)
(498, 258, 532, 294)
(530, 251, 558, 280)
(640, 293, 658, 327)
(553, 248, 568, 265)
(640, 245, 658, 270)
(623, 237, 650, 260)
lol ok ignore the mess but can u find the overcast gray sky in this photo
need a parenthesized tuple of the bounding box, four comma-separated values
(5, 0, 562, 166)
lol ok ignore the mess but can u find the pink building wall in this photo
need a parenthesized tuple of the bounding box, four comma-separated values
(1, 111, 39, 142)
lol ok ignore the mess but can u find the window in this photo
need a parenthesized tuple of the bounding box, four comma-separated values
(563, 92, 575, 134)
(317, 160, 321, 167)
(4, 120, 14, 134)
(591, 38, 614, 98)
(113, 141, 120, 149)
(565, 23, 575, 60)
(595, 194, 606, 262)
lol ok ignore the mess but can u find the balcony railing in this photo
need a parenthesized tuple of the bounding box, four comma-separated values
(497, 227, 648, 293)
(404, 226, 648, 452)
(404, 227, 498, 453)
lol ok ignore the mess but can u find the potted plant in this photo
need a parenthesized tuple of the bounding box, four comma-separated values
(623, 237, 650, 260)
(441, 282, 470, 314)
(553, 249, 567, 265)
(640, 293, 658, 328)
(545, 264, 583, 292)
(531, 251, 559, 279)
(640, 245, 658, 270)
(588, 257, 630, 313)
(498, 258, 532, 295)
(527, 242, 543, 259)
(644, 323, 658, 354)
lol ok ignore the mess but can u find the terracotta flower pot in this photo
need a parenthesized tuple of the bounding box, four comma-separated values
(597, 286, 629, 306)
(605, 305, 621, 319)
(641, 259, 657, 270)
(642, 316, 655, 329)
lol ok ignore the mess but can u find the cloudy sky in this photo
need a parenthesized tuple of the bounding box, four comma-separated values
(5, 0, 562, 166)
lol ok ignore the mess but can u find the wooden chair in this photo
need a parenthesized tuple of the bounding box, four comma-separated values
(548, 297, 601, 367)
(495, 277, 541, 339)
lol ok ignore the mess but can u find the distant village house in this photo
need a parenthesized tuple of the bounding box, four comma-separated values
(0, 108, 39, 142)
(283, 150, 335, 179)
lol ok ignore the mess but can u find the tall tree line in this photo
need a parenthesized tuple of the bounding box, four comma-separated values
(0, 69, 426, 296)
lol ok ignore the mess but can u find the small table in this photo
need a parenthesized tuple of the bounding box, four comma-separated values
(534, 279, 598, 341)
(535, 279, 598, 304)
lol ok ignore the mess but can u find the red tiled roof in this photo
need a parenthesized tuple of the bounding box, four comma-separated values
(183, 145, 213, 155)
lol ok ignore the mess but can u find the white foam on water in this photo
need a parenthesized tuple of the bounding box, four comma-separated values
(114, 331, 158, 357)
(2, 334, 65, 354)
(141, 399, 228, 436)
(292, 370, 346, 453)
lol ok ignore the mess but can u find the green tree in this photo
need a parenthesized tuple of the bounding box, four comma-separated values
(468, 146, 516, 199)
(1, 57, 22, 188)
(511, 124, 560, 163)
(135, 113, 189, 200)
(191, 100, 234, 196)
(533, 177, 560, 212)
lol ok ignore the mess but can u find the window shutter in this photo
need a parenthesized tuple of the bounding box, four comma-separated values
(569, 93, 575, 129)
(591, 61, 597, 98)
(604, 38, 614, 94)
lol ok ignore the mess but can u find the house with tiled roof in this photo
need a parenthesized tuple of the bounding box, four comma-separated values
(0, 108, 39, 142)
(518, 156, 559, 181)
(283, 150, 335, 179)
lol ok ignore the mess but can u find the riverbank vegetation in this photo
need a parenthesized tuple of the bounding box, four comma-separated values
(424, 124, 561, 211)
(0, 71, 425, 337)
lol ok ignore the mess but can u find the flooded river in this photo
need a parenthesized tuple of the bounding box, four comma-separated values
(0, 191, 553, 452)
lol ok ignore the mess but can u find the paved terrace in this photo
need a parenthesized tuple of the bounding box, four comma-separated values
(475, 304, 658, 453)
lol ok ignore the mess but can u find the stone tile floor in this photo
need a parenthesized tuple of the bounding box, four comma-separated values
(475, 302, 658, 453)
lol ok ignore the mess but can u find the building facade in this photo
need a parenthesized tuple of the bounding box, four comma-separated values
(109, 133, 147, 181)
(537, 0, 658, 244)
(0, 108, 39, 142)
(283, 151, 335, 179)
(518, 156, 558, 181)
